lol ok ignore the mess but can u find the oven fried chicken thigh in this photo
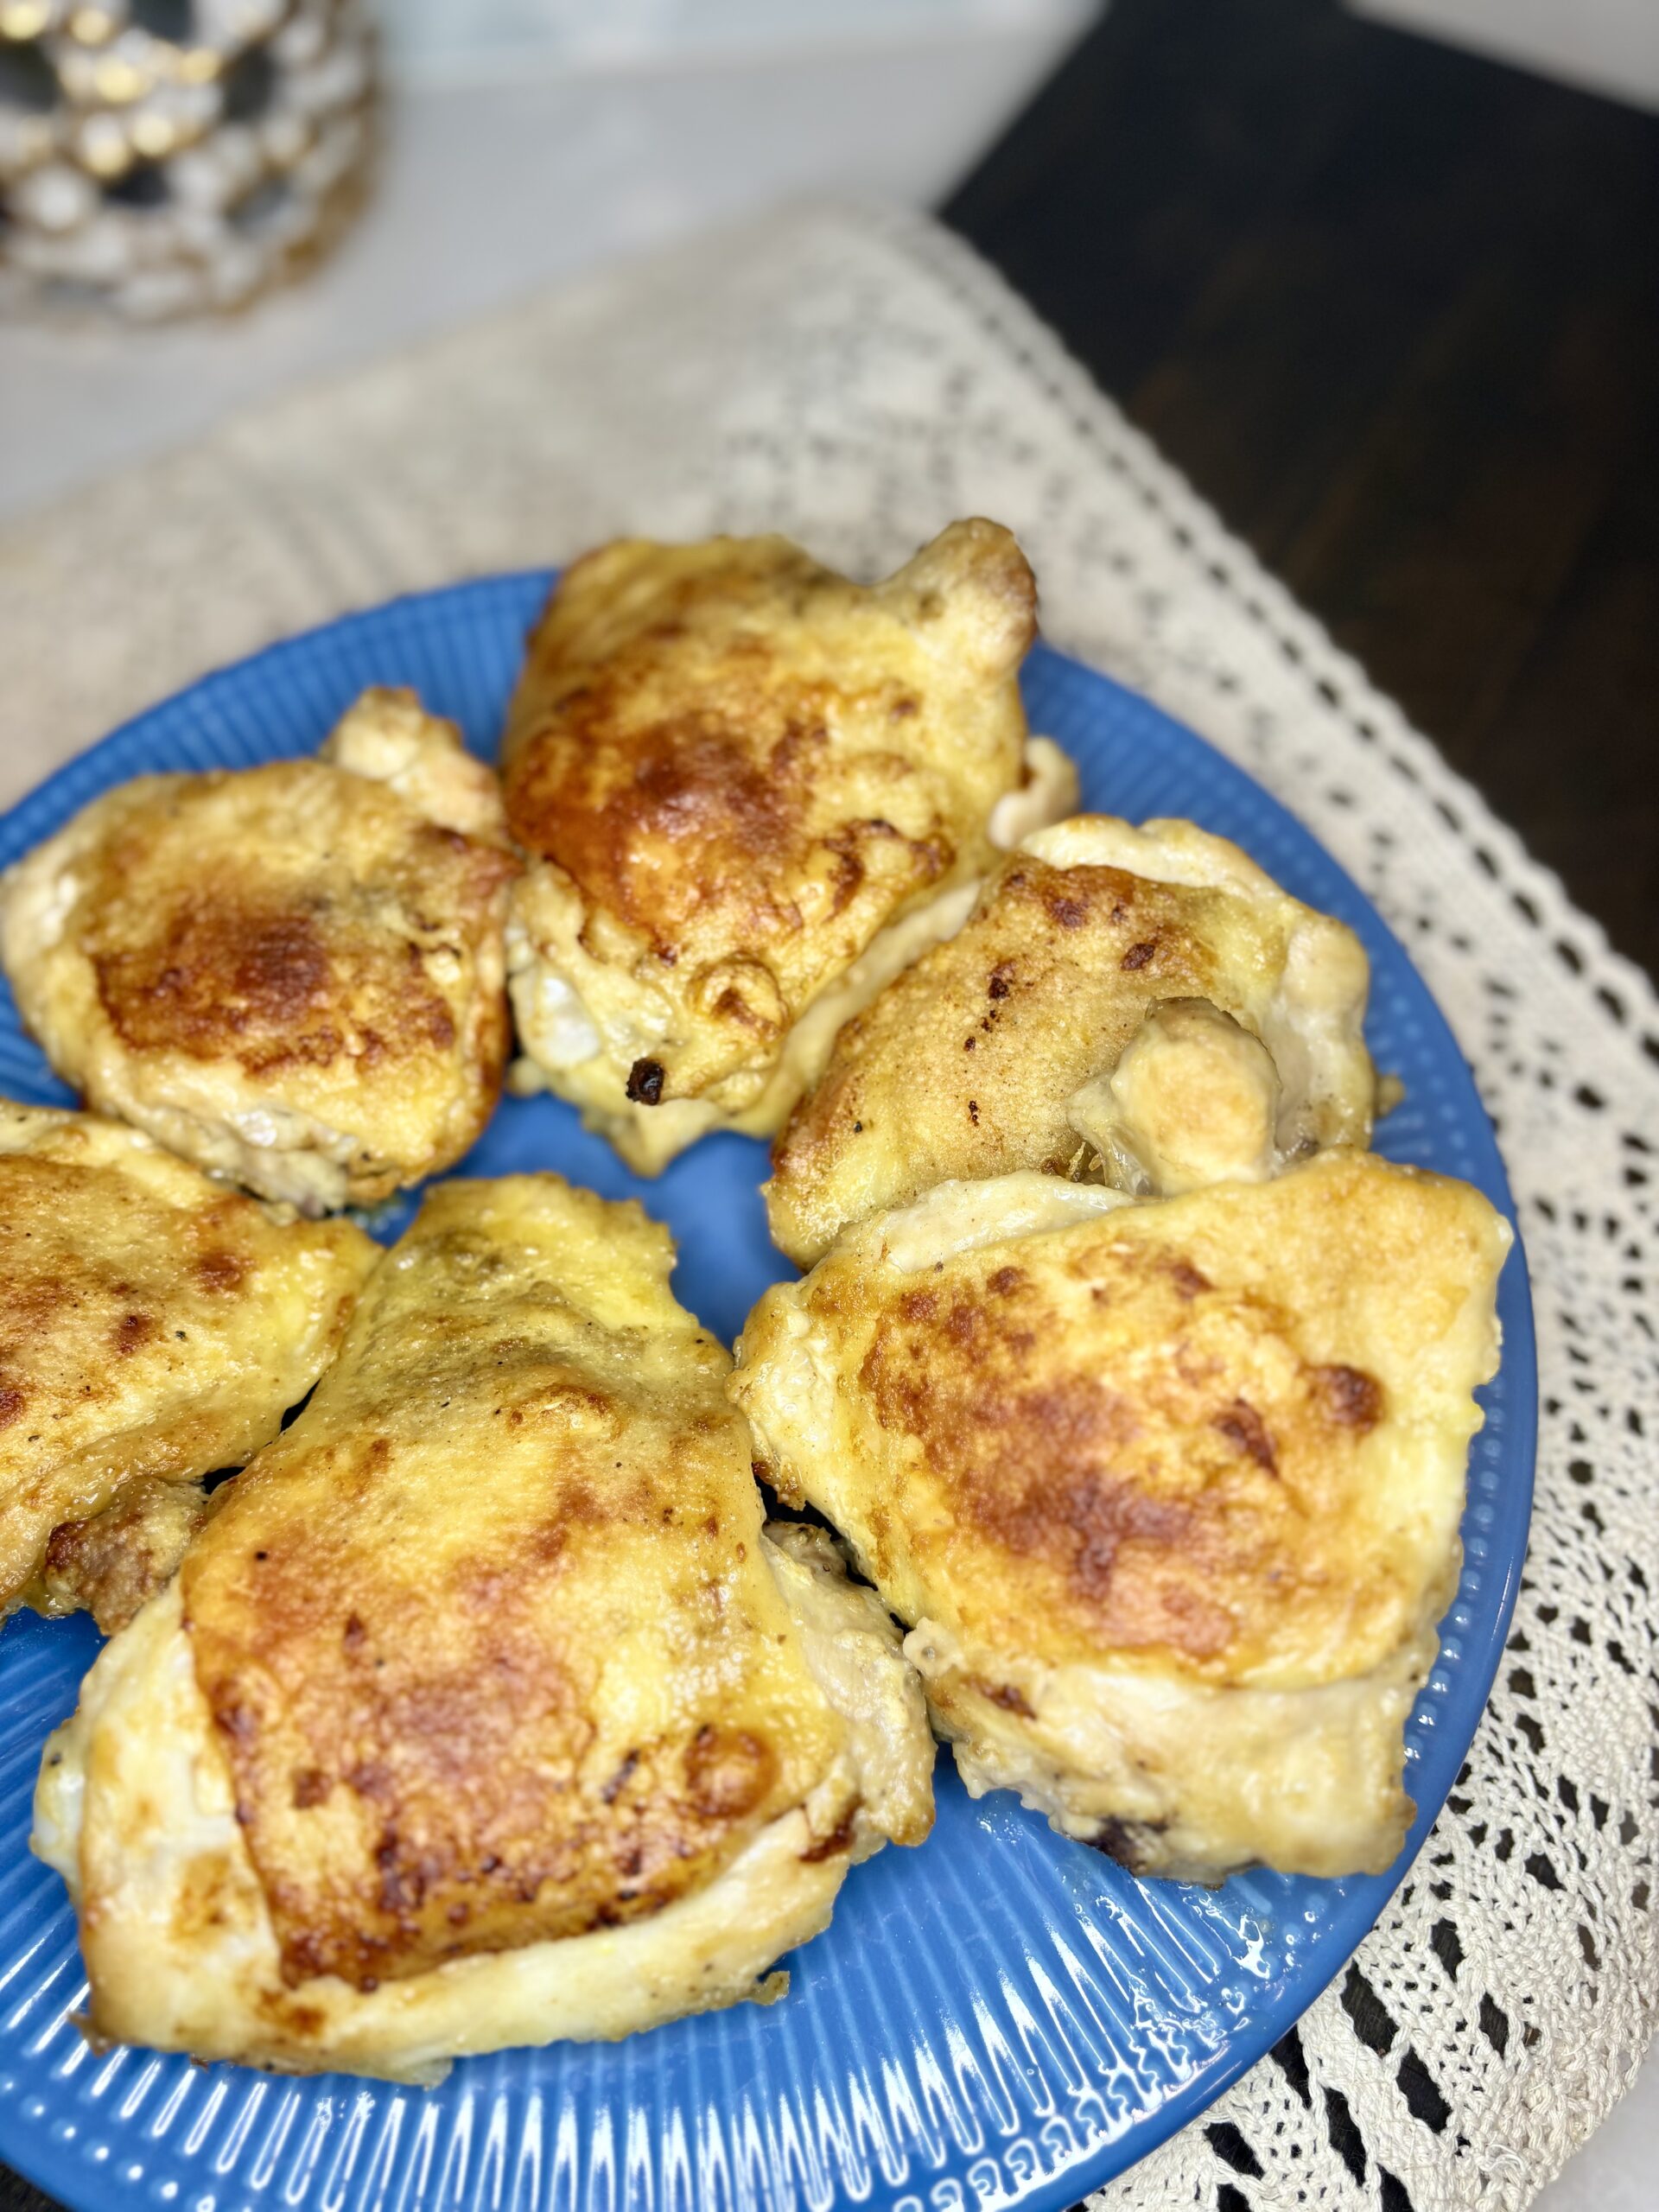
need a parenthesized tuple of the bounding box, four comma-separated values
(766, 814, 1375, 1264)
(35, 1175, 932, 2080)
(0, 689, 518, 1212)
(0, 1100, 375, 1625)
(734, 1152, 1509, 1881)
(501, 523, 1075, 1172)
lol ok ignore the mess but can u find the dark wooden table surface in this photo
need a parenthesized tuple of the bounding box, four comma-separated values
(3, 6, 1654, 2210)
(949, 0, 1659, 980)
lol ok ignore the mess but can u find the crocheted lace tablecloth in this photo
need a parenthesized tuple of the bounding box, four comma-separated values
(0, 201, 1653, 2212)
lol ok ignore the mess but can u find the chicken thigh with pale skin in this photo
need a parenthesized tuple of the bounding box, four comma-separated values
(35, 1175, 933, 2081)
(500, 522, 1076, 1173)
(0, 689, 518, 1213)
(0, 1100, 376, 1630)
(734, 1151, 1510, 1882)
(766, 814, 1376, 1266)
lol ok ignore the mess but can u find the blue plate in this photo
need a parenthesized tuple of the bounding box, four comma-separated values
(0, 575, 1535, 2212)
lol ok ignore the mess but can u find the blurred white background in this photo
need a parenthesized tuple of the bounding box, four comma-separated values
(0, 0, 1096, 520)
(385, 0, 1087, 77)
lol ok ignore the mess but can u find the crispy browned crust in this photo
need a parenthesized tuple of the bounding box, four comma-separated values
(179, 1177, 847, 1992)
(2, 728, 520, 1206)
(501, 523, 1037, 1105)
(0, 1102, 377, 1613)
(90, 861, 463, 1079)
(849, 1244, 1392, 1671)
(739, 1153, 1507, 1689)
(768, 855, 1220, 1238)
(38, 1474, 214, 1633)
(765, 824, 1373, 1263)
(86, 768, 515, 1123)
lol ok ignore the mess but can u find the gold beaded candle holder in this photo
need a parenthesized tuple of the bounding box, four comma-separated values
(0, 0, 375, 318)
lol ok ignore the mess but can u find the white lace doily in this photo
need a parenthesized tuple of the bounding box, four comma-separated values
(1, 201, 1653, 2212)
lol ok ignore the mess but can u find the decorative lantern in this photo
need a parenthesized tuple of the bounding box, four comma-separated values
(0, 0, 376, 319)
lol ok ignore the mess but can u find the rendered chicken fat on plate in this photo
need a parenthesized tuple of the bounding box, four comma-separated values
(500, 522, 1077, 1173)
(33, 1175, 934, 2080)
(0, 688, 519, 1213)
(0, 1100, 376, 1629)
(733, 1151, 1510, 1881)
(766, 813, 1376, 1266)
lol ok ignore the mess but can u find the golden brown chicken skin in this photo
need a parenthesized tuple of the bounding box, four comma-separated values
(502, 523, 1075, 1172)
(0, 1099, 375, 1624)
(35, 1176, 932, 2079)
(766, 815, 1375, 1265)
(734, 1153, 1510, 1881)
(0, 689, 518, 1212)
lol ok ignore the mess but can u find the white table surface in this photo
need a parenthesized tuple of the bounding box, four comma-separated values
(0, 35, 1650, 2211)
(0, 20, 1084, 524)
